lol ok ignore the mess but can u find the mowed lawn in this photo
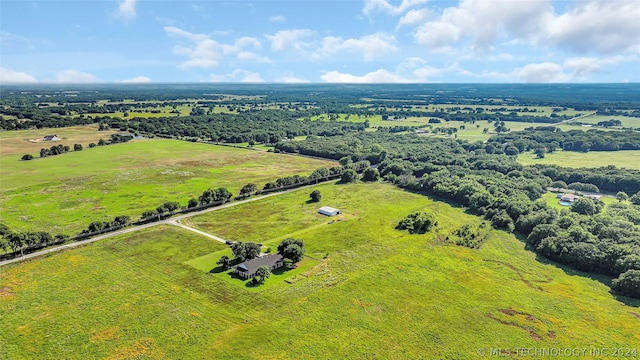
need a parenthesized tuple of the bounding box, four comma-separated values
(2, 183, 636, 359)
(518, 150, 640, 170)
(0, 125, 117, 156)
(0, 139, 334, 234)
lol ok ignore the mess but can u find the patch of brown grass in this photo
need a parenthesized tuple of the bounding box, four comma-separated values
(90, 326, 121, 343)
(107, 338, 158, 360)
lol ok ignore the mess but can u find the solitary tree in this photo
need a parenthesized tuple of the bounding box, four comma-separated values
(535, 148, 545, 159)
(88, 143, 96, 148)
(309, 190, 322, 203)
(74, 144, 83, 151)
(21, 154, 34, 161)
(216, 255, 231, 269)
(253, 266, 270, 285)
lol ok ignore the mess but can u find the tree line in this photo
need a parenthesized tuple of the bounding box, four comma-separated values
(274, 132, 640, 298)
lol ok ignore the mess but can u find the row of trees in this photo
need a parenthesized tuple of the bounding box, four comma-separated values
(22, 133, 133, 161)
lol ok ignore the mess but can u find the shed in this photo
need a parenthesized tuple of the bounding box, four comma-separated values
(232, 254, 284, 279)
(43, 135, 59, 141)
(318, 206, 341, 216)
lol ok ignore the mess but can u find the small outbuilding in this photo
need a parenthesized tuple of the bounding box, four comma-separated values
(584, 194, 602, 201)
(318, 206, 341, 217)
(43, 135, 59, 141)
(232, 254, 284, 279)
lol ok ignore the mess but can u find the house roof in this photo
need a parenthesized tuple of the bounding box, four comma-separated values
(560, 194, 579, 201)
(233, 254, 283, 275)
(319, 206, 340, 214)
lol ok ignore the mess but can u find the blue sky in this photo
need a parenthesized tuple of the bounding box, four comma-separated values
(1, 0, 638, 83)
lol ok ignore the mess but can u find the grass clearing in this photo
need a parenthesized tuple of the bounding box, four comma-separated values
(1, 182, 637, 359)
(0, 139, 334, 234)
(539, 192, 618, 211)
(518, 150, 640, 170)
(0, 125, 117, 156)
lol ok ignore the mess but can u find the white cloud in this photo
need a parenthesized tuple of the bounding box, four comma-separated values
(265, 30, 396, 61)
(116, 75, 151, 83)
(165, 27, 266, 69)
(363, 0, 429, 17)
(276, 75, 311, 83)
(210, 69, 264, 83)
(414, 0, 553, 53)
(515, 62, 570, 83)
(314, 33, 397, 61)
(321, 69, 410, 83)
(115, 0, 137, 21)
(396, 8, 431, 29)
(0, 67, 38, 83)
(56, 70, 99, 83)
(269, 15, 286, 23)
(546, 0, 640, 54)
(563, 55, 636, 77)
(264, 29, 315, 52)
(413, 0, 640, 56)
(321, 57, 459, 83)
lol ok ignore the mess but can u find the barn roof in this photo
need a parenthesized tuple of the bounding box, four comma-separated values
(319, 206, 340, 213)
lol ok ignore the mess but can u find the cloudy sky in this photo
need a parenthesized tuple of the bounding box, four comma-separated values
(1, 0, 638, 83)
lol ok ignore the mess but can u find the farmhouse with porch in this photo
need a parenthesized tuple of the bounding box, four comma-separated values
(232, 254, 284, 279)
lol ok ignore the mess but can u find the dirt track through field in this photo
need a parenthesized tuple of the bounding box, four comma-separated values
(0, 182, 324, 267)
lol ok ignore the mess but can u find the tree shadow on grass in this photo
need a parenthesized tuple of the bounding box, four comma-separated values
(208, 266, 228, 274)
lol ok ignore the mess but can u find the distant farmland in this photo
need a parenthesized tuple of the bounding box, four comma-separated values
(0, 139, 335, 234)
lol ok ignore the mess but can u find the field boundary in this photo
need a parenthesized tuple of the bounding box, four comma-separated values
(0, 180, 335, 267)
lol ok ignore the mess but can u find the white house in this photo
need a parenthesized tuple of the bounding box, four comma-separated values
(318, 206, 341, 216)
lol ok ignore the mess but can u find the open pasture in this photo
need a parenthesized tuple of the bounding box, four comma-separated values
(568, 114, 640, 128)
(518, 149, 640, 170)
(0, 125, 117, 156)
(0, 139, 334, 234)
(1, 182, 637, 359)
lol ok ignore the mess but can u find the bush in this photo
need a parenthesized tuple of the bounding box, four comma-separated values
(396, 212, 437, 234)
(362, 168, 380, 182)
(309, 190, 322, 202)
(21, 154, 34, 161)
(611, 269, 640, 298)
(340, 169, 358, 183)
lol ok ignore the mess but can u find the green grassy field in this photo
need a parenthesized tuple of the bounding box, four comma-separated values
(568, 114, 640, 128)
(518, 150, 640, 170)
(0, 125, 117, 156)
(1, 182, 637, 359)
(0, 139, 334, 235)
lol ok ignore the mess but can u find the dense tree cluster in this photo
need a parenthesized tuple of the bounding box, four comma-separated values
(397, 212, 438, 234)
(277, 238, 305, 265)
(489, 128, 640, 153)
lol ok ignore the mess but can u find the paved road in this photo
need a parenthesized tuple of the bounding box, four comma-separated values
(552, 111, 597, 126)
(0, 182, 324, 267)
